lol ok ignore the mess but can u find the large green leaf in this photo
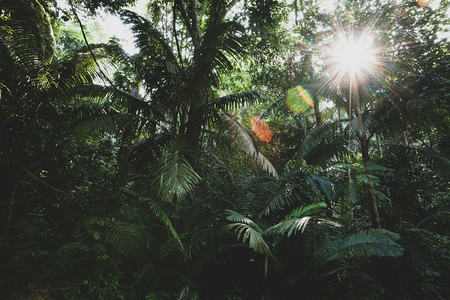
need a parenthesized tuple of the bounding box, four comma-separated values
(156, 151, 201, 202)
(225, 210, 270, 256)
(222, 113, 278, 177)
(327, 229, 404, 261)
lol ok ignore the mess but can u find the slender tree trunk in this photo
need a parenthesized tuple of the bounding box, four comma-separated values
(354, 86, 381, 228)
(313, 97, 322, 125)
(116, 87, 139, 186)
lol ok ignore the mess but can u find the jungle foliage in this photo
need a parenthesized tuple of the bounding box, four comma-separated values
(0, 0, 449, 299)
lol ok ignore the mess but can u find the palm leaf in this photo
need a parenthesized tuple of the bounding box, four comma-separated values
(104, 221, 147, 255)
(73, 84, 160, 119)
(267, 203, 328, 237)
(194, 21, 245, 90)
(327, 229, 404, 261)
(208, 92, 268, 111)
(148, 201, 184, 250)
(387, 144, 450, 176)
(1, 0, 55, 69)
(225, 210, 270, 255)
(307, 175, 334, 204)
(120, 10, 180, 69)
(69, 102, 131, 134)
(260, 170, 304, 216)
(156, 151, 201, 202)
(221, 113, 278, 177)
(225, 209, 263, 232)
(301, 121, 346, 165)
(82, 217, 147, 256)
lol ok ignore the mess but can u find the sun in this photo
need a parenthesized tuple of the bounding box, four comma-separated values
(327, 33, 379, 85)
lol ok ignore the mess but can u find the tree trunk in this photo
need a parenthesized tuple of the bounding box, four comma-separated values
(115, 87, 139, 186)
(354, 84, 381, 228)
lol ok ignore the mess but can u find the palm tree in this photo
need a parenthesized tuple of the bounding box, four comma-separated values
(119, 2, 272, 170)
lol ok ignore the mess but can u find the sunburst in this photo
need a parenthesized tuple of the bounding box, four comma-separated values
(326, 32, 379, 87)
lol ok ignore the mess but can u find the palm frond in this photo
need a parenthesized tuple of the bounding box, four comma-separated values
(82, 217, 147, 256)
(416, 210, 450, 228)
(156, 151, 201, 202)
(301, 121, 345, 165)
(148, 201, 184, 250)
(225, 209, 263, 232)
(267, 203, 328, 237)
(326, 229, 404, 261)
(260, 170, 304, 216)
(359, 163, 394, 175)
(347, 113, 379, 137)
(101, 38, 132, 67)
(307, 175, 334, 204)
(194, 21, 245, 89)
(208, 92, 268, 111)
(70, 102, 131, 134)
(221, 113, 278, 177)
(120, 10, 179, 68)
(225, 210, 270, 255)
(387, 144, 450, 176)
(1, 0, 55, 69)
(268, 216, 312, 237)
(104, 221, 147, 255)
(55, 46, 110, 92)
(73, 84, 159, 118)
(283, 202, 328, 221)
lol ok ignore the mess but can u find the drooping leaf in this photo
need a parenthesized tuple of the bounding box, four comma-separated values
(156, 151, 201, 202)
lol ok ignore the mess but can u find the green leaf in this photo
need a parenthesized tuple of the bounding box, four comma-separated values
(148, 201, 184, 251)
(156, 151, 201, 202)
(327, 229, 404, 261)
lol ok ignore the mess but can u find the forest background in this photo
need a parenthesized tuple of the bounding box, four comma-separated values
(0, 0, 449, 299)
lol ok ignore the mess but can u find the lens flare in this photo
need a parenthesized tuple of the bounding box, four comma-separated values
(250, 116, 273, 142)
(327, 34, 378, 84)
(417, 0, 433, 7)
(286, 86, 314, 113)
